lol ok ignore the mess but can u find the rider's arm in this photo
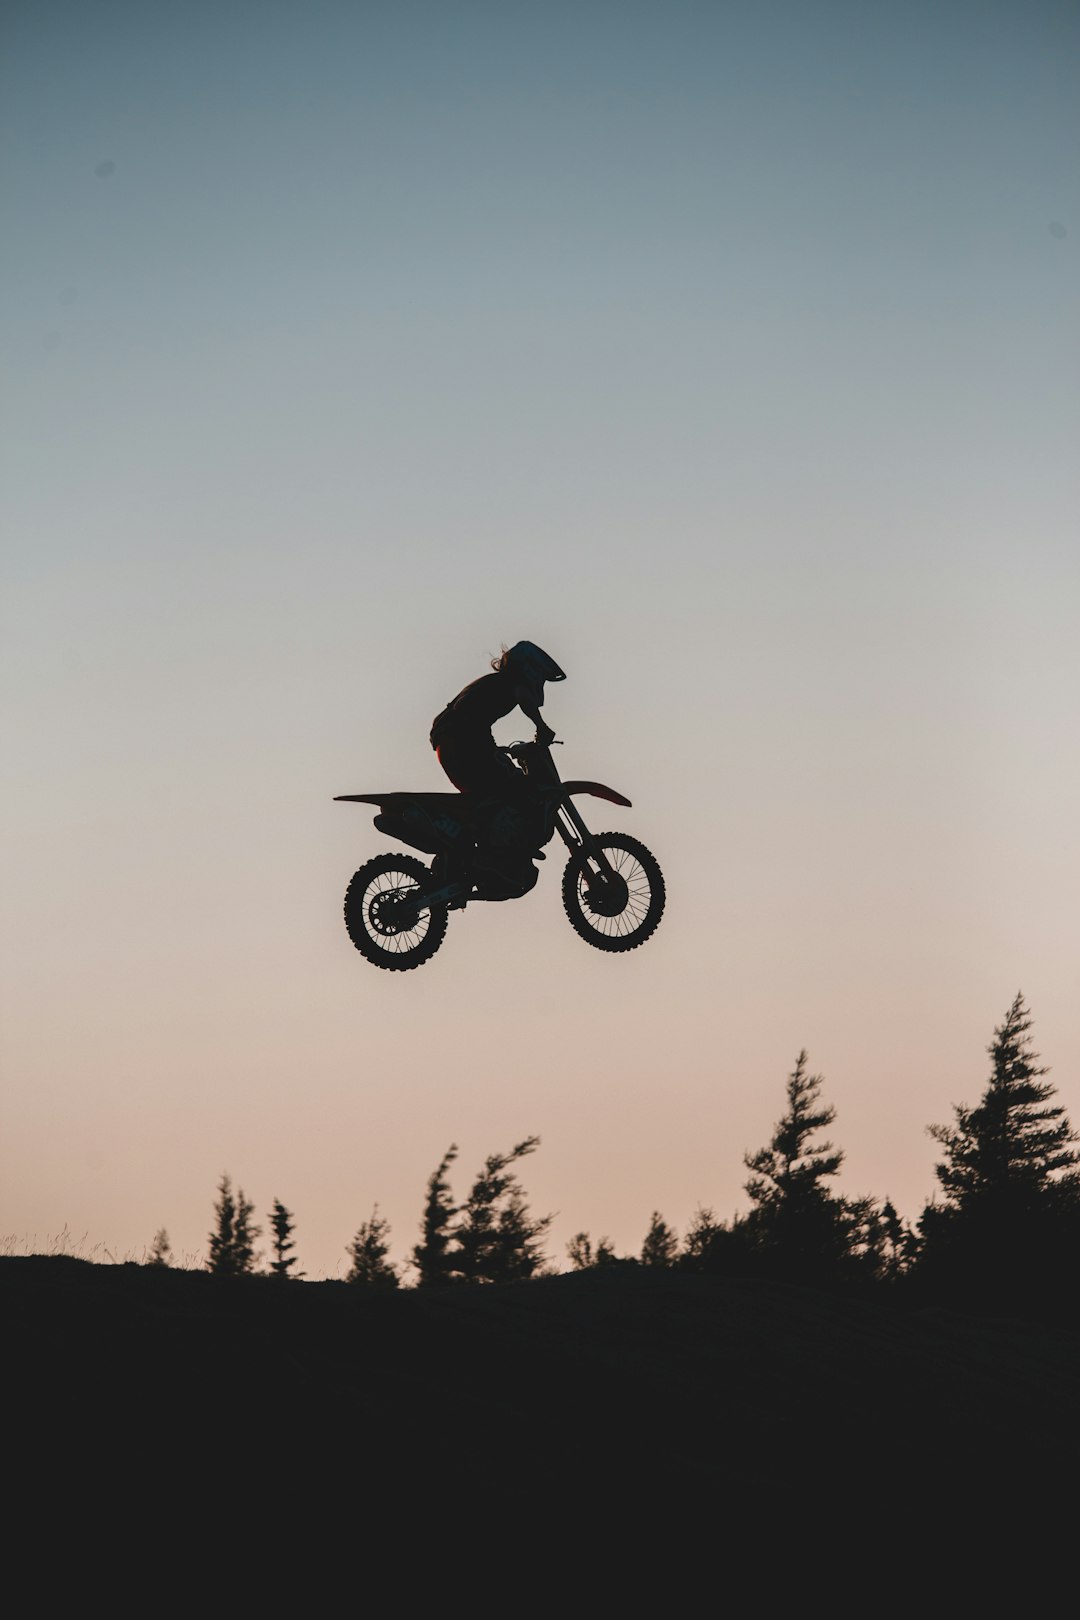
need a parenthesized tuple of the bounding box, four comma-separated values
(513, 683, 555, 746)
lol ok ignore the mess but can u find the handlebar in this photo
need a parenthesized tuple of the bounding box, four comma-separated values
(504, 738, 562, 758)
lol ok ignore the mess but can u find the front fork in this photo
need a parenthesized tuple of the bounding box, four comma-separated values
(554, 801, 619, 889)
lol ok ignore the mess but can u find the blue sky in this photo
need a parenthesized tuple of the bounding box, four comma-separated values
(2, 1, 1077, 1273)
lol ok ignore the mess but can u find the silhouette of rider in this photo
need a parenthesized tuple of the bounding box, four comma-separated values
(430, 642, 565, 886)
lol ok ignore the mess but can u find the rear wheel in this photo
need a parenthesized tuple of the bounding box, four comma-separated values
(344, 854, 448, 970)
(562, 834, 665, 953)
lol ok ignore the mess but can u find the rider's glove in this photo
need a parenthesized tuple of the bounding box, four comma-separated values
(535, 722, 556, 747)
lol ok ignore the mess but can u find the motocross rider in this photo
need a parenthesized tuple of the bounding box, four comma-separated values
(430, 642, 565, 887)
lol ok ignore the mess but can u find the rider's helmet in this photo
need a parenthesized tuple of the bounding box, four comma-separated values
(502, 641, 566, 699)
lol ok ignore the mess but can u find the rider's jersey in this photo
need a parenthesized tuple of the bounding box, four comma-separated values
(429, 673, 518, 751)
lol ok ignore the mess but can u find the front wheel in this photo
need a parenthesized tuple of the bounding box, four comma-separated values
(344, 854, 448, 970)
(562, 834, 665, 953)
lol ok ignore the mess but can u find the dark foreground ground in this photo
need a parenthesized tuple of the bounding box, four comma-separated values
(9, 1255, 1079, 1513)
(12, 1255, 1076, 1594)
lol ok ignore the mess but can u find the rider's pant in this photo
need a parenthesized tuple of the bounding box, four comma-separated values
(435, 739, 542, 873)
(435, 739, 523, 797)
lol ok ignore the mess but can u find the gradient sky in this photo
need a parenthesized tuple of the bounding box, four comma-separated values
(2, 0, 1077, 1275)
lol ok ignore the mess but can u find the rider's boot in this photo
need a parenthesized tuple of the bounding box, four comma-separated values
(431, 851, 470, 908)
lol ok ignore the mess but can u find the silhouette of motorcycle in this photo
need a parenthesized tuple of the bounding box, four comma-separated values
(335, 740, 665, 970)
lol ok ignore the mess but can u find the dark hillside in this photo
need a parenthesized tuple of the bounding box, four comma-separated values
(8, 1254, 1079, 1515)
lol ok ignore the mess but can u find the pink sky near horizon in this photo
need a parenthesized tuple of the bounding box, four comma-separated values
(2, 1, 1077, 1276)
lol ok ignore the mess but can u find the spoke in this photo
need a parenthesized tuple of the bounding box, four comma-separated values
(576, 843, 653, 938)
(363, 866, 431, 951)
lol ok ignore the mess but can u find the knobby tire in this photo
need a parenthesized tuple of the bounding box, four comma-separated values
(562, 833, 665, 953)
(344, 853, 448, 971)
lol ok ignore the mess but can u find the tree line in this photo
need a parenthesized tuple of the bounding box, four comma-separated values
(150, 992, 1078, 1305)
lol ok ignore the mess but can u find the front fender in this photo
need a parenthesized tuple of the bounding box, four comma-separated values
(560, 780, 632, 808)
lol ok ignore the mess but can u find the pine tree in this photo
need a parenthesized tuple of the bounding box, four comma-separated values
(742, 1052, 855, 1279)
(921, 994, 1079, 1293)
(412, 1145, 460, 1286)
(854, 1192, 919, 1276)
(346, 1206, 399, 1288)
(566, 1232, 595, 1270)
(207, 1174, 237, 1275)
(841, 1195, 918, 1281)
(679, 1206, 723, 1269)
(877, 1199, 920, 1279)
(678, 1207, 752, 1274)
(455, 1136, 552, 1284)
(207, 1174, 261, 1277)
(268, 1199, 301, 1280)
(148, 1228, 171, 1267)
(928, 993, 1077, 1210)
(566, 1232, 619, 1270)
(640, 1211, 678, 1267)
(232, 1186, 260, 1275)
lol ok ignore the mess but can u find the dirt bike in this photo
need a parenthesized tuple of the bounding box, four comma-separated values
(335, 739, 665, 970)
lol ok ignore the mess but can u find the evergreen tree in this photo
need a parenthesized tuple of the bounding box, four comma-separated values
(928, 993, 1077, 1210)
(207, 1174, 261, 1277)
(921, 994, 1079, 1293)
(841, 1195, 918, 1281)
(412, 1144, 460, 1286)
(679, 1206, 721, 1268)
(566, 1231, 615, 1270)
(347, 1206, 399, 1288)
(566, 1232, 619, 1270)
(827, 1196, 922, 1282)
(207, 1174, 237, 1275)
(148, 1228, 171, 1267)
(232, 1186, 260, 1275)
(268, 1199, 301, 1280)
(742, 1052, 857, 1280)
(678, 1207, 762, 1275)
(455, 1136, 552, 1284)
(640, 1211, 678, 1267)
(566, 1232, 595, 1270)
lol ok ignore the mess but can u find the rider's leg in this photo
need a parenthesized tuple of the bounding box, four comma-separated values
(435, 742, 539, 889)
